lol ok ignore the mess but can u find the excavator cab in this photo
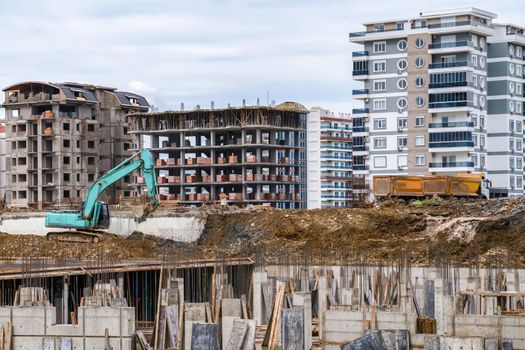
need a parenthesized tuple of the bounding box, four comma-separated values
(97, 203, 110, 229)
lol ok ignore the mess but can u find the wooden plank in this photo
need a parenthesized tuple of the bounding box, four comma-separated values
(136, 330, 150, 350)
(241, 294, 249, 319)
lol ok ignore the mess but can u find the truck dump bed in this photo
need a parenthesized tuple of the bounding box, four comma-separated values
(373, 174, 483, 198)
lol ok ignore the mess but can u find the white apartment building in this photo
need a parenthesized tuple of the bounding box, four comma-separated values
(307, 107, 355, 208)
(350, 7, 524, 197)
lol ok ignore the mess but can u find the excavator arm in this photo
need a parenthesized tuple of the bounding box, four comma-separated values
(45, 149, 158, 231)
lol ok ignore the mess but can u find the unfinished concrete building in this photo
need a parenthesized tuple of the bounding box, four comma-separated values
(127, 102, 307, 208)
(1, 81, 149, 209)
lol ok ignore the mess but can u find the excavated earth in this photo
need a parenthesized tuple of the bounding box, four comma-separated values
(0, 197, 525, 267)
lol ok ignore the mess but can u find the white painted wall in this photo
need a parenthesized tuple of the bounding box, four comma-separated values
(307, 109, 322, 209)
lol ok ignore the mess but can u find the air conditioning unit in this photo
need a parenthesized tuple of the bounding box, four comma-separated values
(364, 98, 369, 103)
(398, 108, 403, 113)
(397, 127, 404, 132)
(511, 166, 515, 171)
(398, 165, 404, 170)
(480, 145, 485, 150)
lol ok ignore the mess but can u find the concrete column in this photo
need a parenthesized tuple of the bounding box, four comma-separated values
(434, 278, 446, 335)
(37, 120, 43, 209)
(252, 271, 268, 325)
(317, 276, 328, 339)
(292, 292, 312, 350)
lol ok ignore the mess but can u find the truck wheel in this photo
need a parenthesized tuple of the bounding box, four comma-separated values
(92, 236, 100, 243)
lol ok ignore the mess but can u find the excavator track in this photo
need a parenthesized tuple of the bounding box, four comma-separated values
(47, 230, 104, 243)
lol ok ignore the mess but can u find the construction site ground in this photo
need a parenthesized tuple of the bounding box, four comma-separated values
(1, 197, 525, 267)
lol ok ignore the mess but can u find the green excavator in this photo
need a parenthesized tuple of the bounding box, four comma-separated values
(45, 149, 159, 243)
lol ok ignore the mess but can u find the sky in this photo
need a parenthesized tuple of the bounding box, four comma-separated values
(0, 0, 523, 118)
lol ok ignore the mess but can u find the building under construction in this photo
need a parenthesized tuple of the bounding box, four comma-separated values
(1, 81, 150, 209)
(127, 102, 308, 208)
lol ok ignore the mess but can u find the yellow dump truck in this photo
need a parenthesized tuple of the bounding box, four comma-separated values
(373, 173, 491, 199)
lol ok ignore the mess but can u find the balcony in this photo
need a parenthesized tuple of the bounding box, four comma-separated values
(427, 21, 471, 29)
(429, 41, 471, 50)
(320, 125, 351, 131)
(429, 61, 468, 69)
(352, 89, 369, 95)
(321, 145, 352, 150)
(352, 127, 369, 133)
(429, 122, 474, 128)
(429, 81, 468, 89)
(353, 165, 369, 171)
(353, 145, 369, 152)
(321, 165, 352, 170)
(321, 155, 352, 160)
(353, 70, 369, 76)
(352, 51, 369, 57)
(429, 162, 474, 168)
(352, 108, 369, 114)
(429, 141, 474, 148)
(429, 101, 469, 109)
(349, 28, 403, 38)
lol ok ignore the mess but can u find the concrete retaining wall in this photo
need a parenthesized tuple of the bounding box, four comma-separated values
(0, 305, 134, 350)
(0, 212, 205, 242)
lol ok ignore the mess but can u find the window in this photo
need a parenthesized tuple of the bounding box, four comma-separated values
(63, 122, 70, 131)
(480, 116, 485, 128)
(88, 157, 95, 165)
(479, 56, 486, 69)
(63, 140, 70, 148)
(510, 157, 516, 169)
(510, 120, 515, 132)
(373, 61, 386, 72)
(509, 45, 515, 56)
(398, 155, 407, 167)
(374, 24, 385, 32)
(373, 41, 386, 53)
(88, 124, 95, 132)
(63, 156, 70, 165)
(88, 140, 95, 148)
(415, 77, 425, 88)
(473, 134, 478, 147)
(415, 37, 425, 48)
(479, 95, 486, 108)
(472, 154, 478, 166)
(415, 57, 425, 68)
(510, 176, 515, 188)
(517, 121, 523, 133)
(397, 78, 407, 90)
(12, 109, 19, 118)
(397, 39, 408, 51)
(415, 155, 425, 166)
(397, 59, 408, 70)
(517, 139, 522, 151)
(76, 140, 80, 148)
(373, 99, 386, 111)
(517, 83, 523, 95)
(509, 63, 515, 75)
(415, 135, 425, 146)
(88, 173, 95, 182)
(77, 174, 80, 182)
(517, 65, 523, 77)
(518, 176, 523, 189)
(398, 137, 407, 148)
(63, 190, 70, 198)
(396, 22, 404, 30)
(510, 82, 515, 94)
(472, 75, 478, 87)
(123, 127, 129, 135)
(373, 137, 387, 149)
(76, 157, 80, 164)
(480, 154, 486, 167)
(373, 80, 386, 91)
(517, 46, 523, 57)
(63, 173, 70, 182)
(471, 54, 478, 67)
(518, 158, 523, 170)
(509, 138, 515, 151)
(517, 102, 523, 114)
(398, 117, 407, 129)
(374, 156, 387, 168)
(124, 143, 130, 151)
(415, 116, 425, 127)
(480, 135, 486, 148)
(374, 118, 386, 129)
(415, 97, 425, 108)
(397, 98, 407, 110)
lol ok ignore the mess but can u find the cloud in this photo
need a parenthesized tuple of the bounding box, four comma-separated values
(128, 81, 156, 94)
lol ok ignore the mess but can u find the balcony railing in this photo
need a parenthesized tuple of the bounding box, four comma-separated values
(429, 101, 469, 109)
(352, 51, 369, 57)
(429, 141, 474, 148)
(427, 21, 471, 29)
(429, 122, 474, 128)
(353, 70, 369, 76)
(353, 165, 369, 171)
(429, 61, 468, 69)
(429, 81, 469, 89)
(349, 28, 403, 38)
(429, 41, 471, 49)
(352, 108, 369, 114)
(429, 161, 475, 168)
(353, 145, 369, 151)
(352, 127, 369, 133)
(321, 155, 353, 160)
(321, 165, 352, 169)
(320, 125, 351, 131)
(352, 89, 369, 95)
(321, 185, 352, 189)
(321, 145, 352, 150)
